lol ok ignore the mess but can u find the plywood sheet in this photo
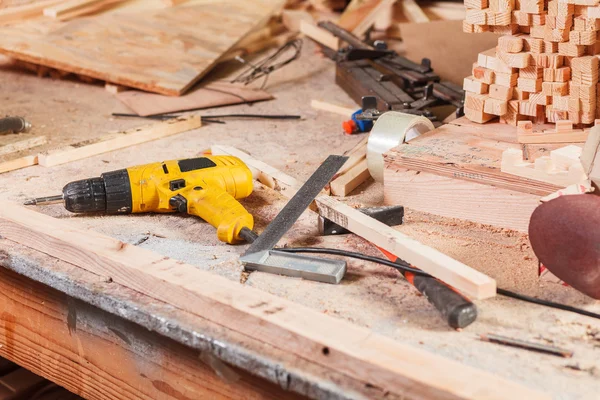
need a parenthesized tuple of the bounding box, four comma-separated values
(116, 81, 274, 116)
(0, 0, 284, 95)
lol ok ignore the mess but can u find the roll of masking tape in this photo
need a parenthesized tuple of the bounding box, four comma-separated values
(366, 111, 434, 182)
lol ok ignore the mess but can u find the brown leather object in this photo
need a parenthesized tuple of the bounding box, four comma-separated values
(529, 195, 600, 299)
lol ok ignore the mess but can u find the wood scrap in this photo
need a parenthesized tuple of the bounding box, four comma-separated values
(330, 158, 370, 196)
(116, 81, 274, 117)
(0, 203, 546, 399)
(0, 136, 46, 157)
(300, 20, 339, 50)
(38, 116, 202, 167)
(310, 100, 356, 116)
(338, 0, 396, 37)
(282, 9, 314, 32)
(0, 1, 284, 96)
(0, 155, 37, 174)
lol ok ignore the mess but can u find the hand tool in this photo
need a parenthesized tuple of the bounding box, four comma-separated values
(24, 156, 255, 244)
(316, 21, 465, 122)
(378, 247, 478, 329)
(529, 194, 600, 299)
(0, 116, 31, 134)
(318, 205, 404, 235)
(240, 155, 349, 283)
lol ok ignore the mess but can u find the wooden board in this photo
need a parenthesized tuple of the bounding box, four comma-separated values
(0, 0, 284, 96)
(0, 266, 303, 400)
(117, 81, 274, 117)
(384, 120, 562, 196)
(383, 168, 539, 233)
(38, 116, 202, 167)
(0, 203, 547, 399)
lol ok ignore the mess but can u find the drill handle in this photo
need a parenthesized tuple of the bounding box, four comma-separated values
(183, 186, 254, 244)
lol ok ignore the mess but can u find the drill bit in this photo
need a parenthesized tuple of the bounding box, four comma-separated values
(24, 195, 63, 206)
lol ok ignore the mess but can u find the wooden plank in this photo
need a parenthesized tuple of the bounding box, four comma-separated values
(0, 155, 38, 174)
(163, 0, 188, 5)
(38, 116, 202, 167)
(0, 203, 547, 399)
(0, 266, 303, 400)
(310, 99, 356, 116)
(0, 136, 46, 157)
(315, 196, 497, 299)
(0, 0, 64, 24)
(0, 1, 284, 96)
(383, 168, 539, 233)
(116, 82, 274, 117)
(300, 21, 339, 50)
(338, 0, 396, 36)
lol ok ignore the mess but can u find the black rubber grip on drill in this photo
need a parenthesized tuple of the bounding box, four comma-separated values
(102, 169, 133, 213)
(412, 274, 478, 329)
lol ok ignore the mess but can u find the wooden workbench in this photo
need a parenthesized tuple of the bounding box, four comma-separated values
(0, 43, 600, 399)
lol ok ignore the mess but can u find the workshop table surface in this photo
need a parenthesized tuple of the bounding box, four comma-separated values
(0, 42, 599, 400)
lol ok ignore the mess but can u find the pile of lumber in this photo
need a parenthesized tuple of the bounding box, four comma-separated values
(462, 0, 600, 127)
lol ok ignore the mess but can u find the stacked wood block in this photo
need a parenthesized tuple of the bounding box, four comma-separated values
(463, 0, 600, 126)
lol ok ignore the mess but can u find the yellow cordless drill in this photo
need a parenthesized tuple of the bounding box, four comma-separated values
(25, 156, 255, 244)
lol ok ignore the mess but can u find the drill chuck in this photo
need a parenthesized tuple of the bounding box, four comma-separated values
(62, 169, 132, 213)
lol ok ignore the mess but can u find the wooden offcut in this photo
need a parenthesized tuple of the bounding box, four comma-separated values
(0, 0, 284, 96)
(0, 203, 548, 399)
(38, 116, 202, 167)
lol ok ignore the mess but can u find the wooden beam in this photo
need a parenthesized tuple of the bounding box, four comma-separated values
(0, 266, 304, 400)
(315, 196, 496, 299)
(383, 168, 539, 233)
(0, 136, 46, 157)
(0, 0, 64, 24)
(310, 100, 356, 116)
(38, 116, 202, 167)
(210, 146, 497, 300)
(0, 203, 546, 399)
(300, 21, 339, 50)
